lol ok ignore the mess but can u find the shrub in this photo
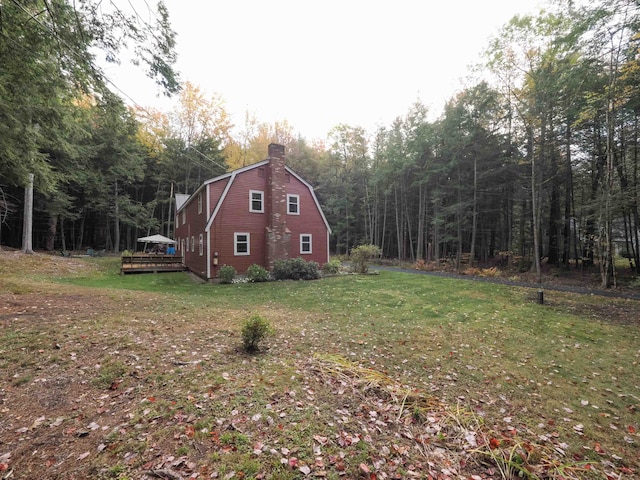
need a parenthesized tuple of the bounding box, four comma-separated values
(413, 259, 439, 271)
(350, 244, 382, 274)
(321, 258, 341, 275)
(241, 314, 273, 352)
(246, 263, 269, 282)
(413, 259, 427, 270)
(479, 266, 499, 277)
(272, 257, 320, 280)
(218, 265, 236, 284)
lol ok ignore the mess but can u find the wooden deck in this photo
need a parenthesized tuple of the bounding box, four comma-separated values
(121, 254, 187, 274)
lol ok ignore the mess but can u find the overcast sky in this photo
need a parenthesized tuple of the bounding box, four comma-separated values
(105, 0, 543, 140)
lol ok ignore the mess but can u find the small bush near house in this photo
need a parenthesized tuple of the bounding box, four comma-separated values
(241, 314, 273, 352)
(218, 265, 236, 284)
(246, 264, 269, 282)
(272, 257, 320, 280)
(350, 244, 382, 274)
(321, 258, 342, 275)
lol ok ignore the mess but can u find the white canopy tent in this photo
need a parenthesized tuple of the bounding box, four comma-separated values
(137, 234, 176, 244)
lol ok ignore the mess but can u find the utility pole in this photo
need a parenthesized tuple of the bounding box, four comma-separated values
(22, 173, 34, 254)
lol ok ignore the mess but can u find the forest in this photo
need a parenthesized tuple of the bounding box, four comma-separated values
(1, 0, 639, 288)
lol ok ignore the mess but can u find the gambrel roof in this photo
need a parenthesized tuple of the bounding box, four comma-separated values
(177, 161, 331, 235)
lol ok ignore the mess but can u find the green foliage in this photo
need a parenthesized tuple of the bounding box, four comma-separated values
(241, 314, 273, 353)
(272, 257, 320, 280)
(246, 263, 269, 282)
(321, 258, 342, 275)
(350, 244, 382, 274)
(218, 265, 236, 284)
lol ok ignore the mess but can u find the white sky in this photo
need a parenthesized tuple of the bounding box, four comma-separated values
(104, 0, 544, 140)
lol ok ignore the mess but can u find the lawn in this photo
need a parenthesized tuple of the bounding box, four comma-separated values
(0, 252, 638, 479)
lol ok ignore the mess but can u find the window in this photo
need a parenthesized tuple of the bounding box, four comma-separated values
(300, 234, 312, 254)
(287, 194, 300, 215)
(234, 233, 250, 256)
(182, 210, 186, 225)
(198, 233, 204, 256)
(191, 236, 195, 252)
(249, 190, 264, 213)
(198, 192, 203, 214)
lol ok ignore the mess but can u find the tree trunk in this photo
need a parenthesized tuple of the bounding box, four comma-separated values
(167, 182, 175, 238)
(469, 157, 478, 267)
(562, 122, 573, 268)
(60, 217, 66, 252)
(21, 173, 34, 254)
(530, 125, 542, 283)
(46, 214, 57, 251)
(114, 179, 120, 253)
(416, 184, 425, 260)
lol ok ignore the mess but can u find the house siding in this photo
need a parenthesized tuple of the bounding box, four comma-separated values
(175, 186, 209, 279)
(210, 167, 268, 275)
(284, 176, 329, 263)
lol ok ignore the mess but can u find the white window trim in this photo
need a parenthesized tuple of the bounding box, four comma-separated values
(287, 194, 300, 215)
(234, 232, 250, 256)
(191, 236, 195, 252)
(182, 210, 186, 225)
(300, 234, 312, 254)
(249, 190, 264, 213)
(198, 233, 204, 256)
(198, 192, 203, 214)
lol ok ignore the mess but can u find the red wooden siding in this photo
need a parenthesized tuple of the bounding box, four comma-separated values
(210, 167, 268, 275)
(175, 186, 210, 279)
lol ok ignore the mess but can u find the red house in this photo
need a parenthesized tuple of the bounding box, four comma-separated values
(174, 143, 331, 280)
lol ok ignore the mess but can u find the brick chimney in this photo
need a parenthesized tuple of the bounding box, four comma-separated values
(265, 143, 291, 269)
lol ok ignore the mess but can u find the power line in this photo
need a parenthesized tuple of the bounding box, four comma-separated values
(188, 145, 228, 172)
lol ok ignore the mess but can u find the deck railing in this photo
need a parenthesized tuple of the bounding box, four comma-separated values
(121, 254, 186, 274)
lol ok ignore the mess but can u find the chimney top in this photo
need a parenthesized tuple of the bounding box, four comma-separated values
(268, 143, 285, 159)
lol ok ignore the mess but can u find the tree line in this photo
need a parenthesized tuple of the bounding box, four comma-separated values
(1, 0, 639, 288)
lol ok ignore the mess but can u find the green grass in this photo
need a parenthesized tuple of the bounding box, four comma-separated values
(2, 255, 639, 479)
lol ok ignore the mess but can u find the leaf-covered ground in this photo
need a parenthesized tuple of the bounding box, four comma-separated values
(0, 251, 638, 480)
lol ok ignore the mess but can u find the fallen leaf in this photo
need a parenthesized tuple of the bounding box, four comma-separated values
(299, 465, 311, 475)
(31, 416, 46, 429)
(313, 435, 329, 445)
(77, 452, 90, 461)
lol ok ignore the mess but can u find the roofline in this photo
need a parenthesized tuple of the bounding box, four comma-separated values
(180, 159, 331, 235)
(205, 170, 237, 232)
(176, 160, 269, 214)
